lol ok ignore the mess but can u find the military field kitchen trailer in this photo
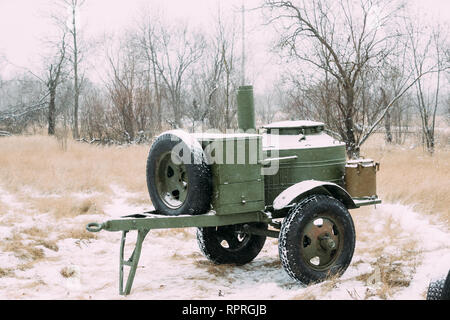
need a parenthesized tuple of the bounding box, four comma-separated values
(87, 85, 381, 295)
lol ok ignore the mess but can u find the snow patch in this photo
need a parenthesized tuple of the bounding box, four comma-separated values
(0, 182, 449, 300)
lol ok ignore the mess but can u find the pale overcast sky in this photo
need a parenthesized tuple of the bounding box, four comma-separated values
(0, 0, 261, 74)
(0, 0, 449, 92)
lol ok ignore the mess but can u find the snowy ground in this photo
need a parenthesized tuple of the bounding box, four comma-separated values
(0, 184, 449, 300)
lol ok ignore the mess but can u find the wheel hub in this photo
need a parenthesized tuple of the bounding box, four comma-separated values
(155, 152, 189, 209)
(319, 234, 336, 251)
(301, 216, 342, 270)
(214, 225, 251, 252)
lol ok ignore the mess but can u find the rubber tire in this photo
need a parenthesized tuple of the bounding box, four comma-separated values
(427, 279, 446, 300)
(279, 194, 356, 285)
(444, 270, 450, 300)
(146, 132, 212, 216)
(196, 223, 267, 265)
(427, 270, 450, 300)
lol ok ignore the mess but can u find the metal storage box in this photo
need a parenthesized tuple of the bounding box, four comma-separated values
(194, 133, 265, 215)
(344, 159, 379, 198)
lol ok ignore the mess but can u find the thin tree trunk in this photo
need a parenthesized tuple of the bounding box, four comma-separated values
(150, 48, 162, 133)
(384, 110, 392, 143)
(380, 88, 392, 143)
(344, 87, 358, 158)
(72, 3, 80, 139)
(48, 90, 56, 135)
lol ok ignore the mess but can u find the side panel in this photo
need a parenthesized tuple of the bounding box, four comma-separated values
(264, 145, 346, 205)
(216, 181, 264, 205)
(198, 135, 265, 215)
(212, 164, 261, 185)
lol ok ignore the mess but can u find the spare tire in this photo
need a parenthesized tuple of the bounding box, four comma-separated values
(146, 130, 212, 216)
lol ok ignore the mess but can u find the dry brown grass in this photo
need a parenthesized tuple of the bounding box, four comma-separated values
(293, 290, 317, 300)
(20, 279, 47, 289)
(20, 227, 59, 251)
(0, 135, 149, 195)
(58, 228, 98, 241)
(354, 252, 418, 300)
(35, 239, 59, 252)
(60, 266, 77, 278)
(3, 240, 45, 262)
(192, 260, 233, 279)
(0, 267, 14, 278)
(0, 225, 61, 275)
(21, 227, 46, 237)
(293, 271, 352, 300)
(26, 196, 106, 218)
(361, 132, 450, 224)
(0, 135, 152, 221)
(350, 205, 420, 299)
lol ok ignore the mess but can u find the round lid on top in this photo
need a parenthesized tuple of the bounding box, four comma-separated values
(263, 120, 325, 135)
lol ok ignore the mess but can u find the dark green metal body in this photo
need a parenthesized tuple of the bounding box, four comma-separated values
(194, 133, 265, 215)
(262, 123, 347, 204)
(264, 146, 346, 204)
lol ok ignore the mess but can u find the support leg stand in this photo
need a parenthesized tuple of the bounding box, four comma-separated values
(119, 229, 150, 295)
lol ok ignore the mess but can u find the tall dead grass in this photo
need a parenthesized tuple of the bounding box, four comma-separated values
(27, 196, 105, 218)
(0, 135, 152, 219)
(361, 132, 449, 224)
(0, 136, 148, 194)
(0, 135, 150, 195)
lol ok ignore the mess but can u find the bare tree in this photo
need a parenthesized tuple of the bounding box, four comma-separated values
(100, 32, 156, 143)
(256, 86, 286, 125)
(80, 81, 110, 141)
(0, 30, 67, 136)
(139, 19, 205, 128)
(137, 13, 164, 133)
(0, 75, 48, 133)
(264, 0, 400, 156)
(58, 0, 85, 139)
(45, 32, 67, 135)
(220, 17, 240, 130)
(264, 0, 445, 157)
(106, 42, 137, 142)
(188, 6, 241, 131)
(407, 21, 448, 154)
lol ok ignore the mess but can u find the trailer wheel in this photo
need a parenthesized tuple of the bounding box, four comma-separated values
(427, 270, 450, 300)
(146, 132, 212, 216)
(196, 223, 267, 265)
(279, 195, 355, 285)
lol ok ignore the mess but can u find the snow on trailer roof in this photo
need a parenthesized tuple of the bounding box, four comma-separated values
(192, 132, 261, 140)
(263, 120, 325, 129)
